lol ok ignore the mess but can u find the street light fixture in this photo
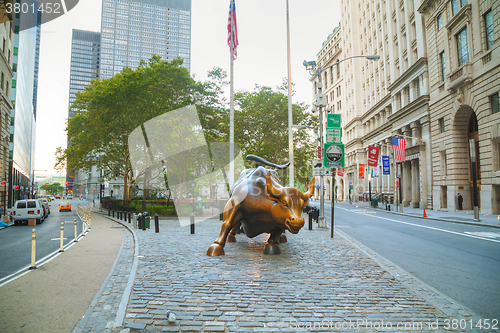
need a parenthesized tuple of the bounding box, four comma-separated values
(303, 54, 380, 228)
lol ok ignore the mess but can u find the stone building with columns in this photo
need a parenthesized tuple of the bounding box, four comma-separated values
(418, 0, 500, 214)
(336, 0, 433, 208)
(310, 25, 343, 201)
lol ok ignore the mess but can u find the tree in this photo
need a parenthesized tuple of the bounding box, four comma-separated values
(43, 182, 65, 195)
(55, 56, 199, 203)
(233, 84, 316, 186)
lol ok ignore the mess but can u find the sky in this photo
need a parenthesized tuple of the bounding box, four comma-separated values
(35, 0, 342, 175)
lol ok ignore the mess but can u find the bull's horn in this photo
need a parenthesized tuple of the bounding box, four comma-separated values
(266, 171, 282, 199)
(301, 176, 316, 200)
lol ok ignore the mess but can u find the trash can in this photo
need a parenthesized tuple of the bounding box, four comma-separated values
(371, 198, 378, 207)
(145, 216, 151, 229)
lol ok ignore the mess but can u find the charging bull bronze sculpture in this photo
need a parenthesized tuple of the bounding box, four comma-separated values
(207, 155, 315, 256)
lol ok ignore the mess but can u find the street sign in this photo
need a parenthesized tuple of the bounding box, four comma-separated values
(396, 179, 400, 188)
(324, 143, 345, 168)
(326, 128, 342, 143)
(14, 185, 19, 190)
(312, 158, 330, 176)
(327, 114, 341, 128)
(0, 181, 5, 185)
(317, 146, 321, 159)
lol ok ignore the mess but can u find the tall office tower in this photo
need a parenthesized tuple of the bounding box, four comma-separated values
(99, 0, 192, 80)
(68, 29, 101, 119)
(8, 0, 41, 206)
(32, 8, 41, 118)
(66, 29, 101, 195)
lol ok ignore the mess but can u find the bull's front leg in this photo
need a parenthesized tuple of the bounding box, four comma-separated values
(207, 201, 242, 256)
(264, 229, 285, 255)
(226, 221, 242, 243)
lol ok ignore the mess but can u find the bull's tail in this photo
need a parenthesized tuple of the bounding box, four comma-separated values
(246, 155, 290, 170)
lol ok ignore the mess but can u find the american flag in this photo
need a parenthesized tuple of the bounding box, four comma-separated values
(391, 137, 406, 162)
(227, 0, 239, 60)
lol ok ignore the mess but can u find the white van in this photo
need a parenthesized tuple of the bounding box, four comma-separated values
(67, 194, 73, 200)
(12, 199, 45, 225)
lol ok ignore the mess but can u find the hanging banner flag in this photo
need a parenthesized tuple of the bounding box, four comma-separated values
(370, 165, 379, 177)
(337, 168, 344, 176)
(359, 164, 365, 179)
(368, 145, 380, 167)
(392, 137, 406, 162)
(382, 156, 390, 175)
(227, 0, 239, 60)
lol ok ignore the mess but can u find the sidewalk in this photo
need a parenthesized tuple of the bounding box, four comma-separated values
(324, 199, 500, 228)
(0, 211, 126, 333)
(106, 214, 481, 332)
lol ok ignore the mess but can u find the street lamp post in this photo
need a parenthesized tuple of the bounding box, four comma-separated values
(303, 54, 380, 227)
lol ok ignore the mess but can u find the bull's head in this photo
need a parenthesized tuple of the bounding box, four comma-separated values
(265, 171, 315, 234)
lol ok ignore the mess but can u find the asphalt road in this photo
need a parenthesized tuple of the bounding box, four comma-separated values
(0, 199, 83, 281)
(310, 201, 500, 320)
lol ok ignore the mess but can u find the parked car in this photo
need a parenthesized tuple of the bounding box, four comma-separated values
(67, 194, 73, 200)
(59, 202, 72, 212)
(38, 198, 50, 217)
(12, 199, 45, 225)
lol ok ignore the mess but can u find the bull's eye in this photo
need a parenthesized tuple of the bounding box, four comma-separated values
(282, 200, 288, 207)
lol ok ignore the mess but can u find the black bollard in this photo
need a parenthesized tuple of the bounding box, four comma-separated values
(112, 210, 115, 218)
(142, 214, 146, 231)
(108, 209, 110, 216)
(190, 213, 195, 234)
(154, 214, 159, 233)
(308, 211, 313, 230)
(128, 212, 131, 223)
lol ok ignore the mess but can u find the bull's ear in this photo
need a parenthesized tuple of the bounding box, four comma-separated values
(265, 171, 281, 202)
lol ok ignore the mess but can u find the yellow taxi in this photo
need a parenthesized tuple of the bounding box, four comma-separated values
(59, 202, 72, 212)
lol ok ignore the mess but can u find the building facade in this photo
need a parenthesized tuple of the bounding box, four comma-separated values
(336, 0, 432, 209)
(418, 0, 500, 214)
(9, 0, 41, 206)
(99, 0, 191, 80)
(312, 0, 499, 215)
(0, 4, 14, 211)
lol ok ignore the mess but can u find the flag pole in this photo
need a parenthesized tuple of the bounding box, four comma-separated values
(229, 1, 235, 187)
(286, 0, 294, 187)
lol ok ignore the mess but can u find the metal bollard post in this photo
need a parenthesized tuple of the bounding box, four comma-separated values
(60, 222, 65, 252)
(142, 214, 146, 231)
(29, 229, 37, 270)
(82, 217, 86, 236)
(154, 214, 159, 233)
(112, 210, 115, 218)
(190, 213, 195, 234)
(128, 212, 131, 223)
(308, 211, 313, 230)
(74, 219, 78, 242)
(108, 209, 110, 216)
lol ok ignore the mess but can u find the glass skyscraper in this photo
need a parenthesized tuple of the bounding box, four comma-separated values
(99, 0, 191, 80)
(68, 29, 101, 118)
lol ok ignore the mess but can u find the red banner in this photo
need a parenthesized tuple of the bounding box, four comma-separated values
(337, 168, 344, 176)
(368, 145, 380, 167)
(317, 146, 321, 159)
(359, 164, 365, 179)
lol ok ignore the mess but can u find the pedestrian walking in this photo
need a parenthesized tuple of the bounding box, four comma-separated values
(457, 193, 463, 210)
(0, 206, 4, 220)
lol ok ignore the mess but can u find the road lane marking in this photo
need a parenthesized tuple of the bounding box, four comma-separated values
(337, 206, 500, 244)
(464, 231, 500, 239)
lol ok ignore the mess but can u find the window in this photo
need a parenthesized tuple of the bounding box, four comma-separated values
(456, 27, 469, 66)
(440, 51, 446, 81)
(452, 0, 467, 16)
(491, 93, 499, 114)
(437, 14, 443, 30)
(439, 118, 445, 133)
(485, 10, 493, 50)
(1, 73, 3, 91)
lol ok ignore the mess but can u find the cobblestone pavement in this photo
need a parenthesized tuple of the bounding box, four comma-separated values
(72, 217, 135, 333)
(113, 217, 480, 333)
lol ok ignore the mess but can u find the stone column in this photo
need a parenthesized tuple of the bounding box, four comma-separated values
(411, 159, 420, 208)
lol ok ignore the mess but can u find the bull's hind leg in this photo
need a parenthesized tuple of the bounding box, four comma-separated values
(227, 221, 242, 243)
(207, 202, 242, 256)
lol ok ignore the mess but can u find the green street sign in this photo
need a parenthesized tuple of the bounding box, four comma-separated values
(326, 128, 342, 143)
(324, 143, 345, 168)
(327, 114, 341, 128)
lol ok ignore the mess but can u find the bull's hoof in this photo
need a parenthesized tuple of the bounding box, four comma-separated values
(279, 234, 287, 243)
(207, 243, 225, 256)
(227, 233, 237, 243)
(263, 242, 281, 255)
